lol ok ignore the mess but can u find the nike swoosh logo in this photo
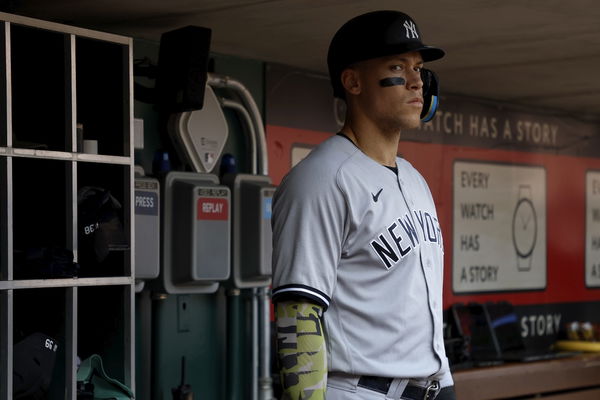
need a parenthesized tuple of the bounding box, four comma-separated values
(372, 188, 383, 202)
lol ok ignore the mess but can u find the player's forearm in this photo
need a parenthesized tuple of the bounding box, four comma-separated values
(275, 301, 327, 400)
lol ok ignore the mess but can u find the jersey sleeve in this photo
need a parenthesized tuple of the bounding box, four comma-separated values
(271, 166, 346, 310)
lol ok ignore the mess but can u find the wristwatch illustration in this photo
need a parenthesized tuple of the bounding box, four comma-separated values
(512, 185, 537, 271)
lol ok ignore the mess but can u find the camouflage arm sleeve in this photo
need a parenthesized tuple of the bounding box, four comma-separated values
(275, 301, 327, 400)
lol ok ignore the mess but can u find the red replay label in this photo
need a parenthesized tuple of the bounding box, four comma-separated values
(197, 197, 229, 220)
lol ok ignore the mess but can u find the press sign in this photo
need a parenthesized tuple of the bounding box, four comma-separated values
(135, 191, 158, 216)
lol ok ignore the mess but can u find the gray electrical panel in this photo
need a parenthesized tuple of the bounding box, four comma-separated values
(134, 176, 160, 281)
(157, 171, 231, 294)
(225, 174, 275, 288)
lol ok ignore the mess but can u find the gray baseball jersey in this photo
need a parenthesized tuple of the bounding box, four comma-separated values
(272, 134, 453, 387)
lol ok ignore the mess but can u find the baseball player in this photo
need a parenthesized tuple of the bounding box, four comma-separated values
(272, 10, 455, 400)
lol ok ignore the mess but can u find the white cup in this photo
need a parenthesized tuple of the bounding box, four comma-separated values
(83, 140, 98, 154)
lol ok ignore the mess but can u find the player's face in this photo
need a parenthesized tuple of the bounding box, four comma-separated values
(354, 51, 424, 132)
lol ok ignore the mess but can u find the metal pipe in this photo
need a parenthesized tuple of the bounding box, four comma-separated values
(209, 73, 273, 399)
(251, 288, 259, 400)
(138, 289, 152, 400)
(207, 73, 268, 176)
(219, 98, 257, 175)
(258, 286, 273, 400)
(226, 289, 242, 400)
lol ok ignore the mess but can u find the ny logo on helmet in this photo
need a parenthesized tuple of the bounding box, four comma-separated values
(403, 20, 418, 39)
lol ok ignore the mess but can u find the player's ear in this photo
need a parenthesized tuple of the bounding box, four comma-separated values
(341, 67, 361, 96)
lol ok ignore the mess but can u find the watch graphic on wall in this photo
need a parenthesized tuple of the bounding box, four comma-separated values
(512, 185, 537, 271)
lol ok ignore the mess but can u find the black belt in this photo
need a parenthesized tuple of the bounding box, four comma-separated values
(358, 376, 441, 400)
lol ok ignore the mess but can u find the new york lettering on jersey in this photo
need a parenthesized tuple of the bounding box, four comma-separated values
(370, 209, 443, 269)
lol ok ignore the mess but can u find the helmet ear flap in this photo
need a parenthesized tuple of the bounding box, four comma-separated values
(420, 68, 439, 122)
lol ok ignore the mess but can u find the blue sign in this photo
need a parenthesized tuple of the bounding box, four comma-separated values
(263, 197, 272, 220)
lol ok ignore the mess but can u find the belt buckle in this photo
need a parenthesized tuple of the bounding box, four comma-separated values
(423, 381, 439, 400)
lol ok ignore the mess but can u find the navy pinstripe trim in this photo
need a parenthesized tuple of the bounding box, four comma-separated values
(272, 284, 331, 310)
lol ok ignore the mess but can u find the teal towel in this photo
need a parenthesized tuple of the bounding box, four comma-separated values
(77, 354, 134, 400)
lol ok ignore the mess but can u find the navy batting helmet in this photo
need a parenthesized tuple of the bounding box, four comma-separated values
(327, 10, 445, 99)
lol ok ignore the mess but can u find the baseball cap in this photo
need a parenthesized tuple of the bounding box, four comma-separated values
(77, 186, 129, 270)
(328, 10, 445, 98)
(13, 332, 58, 399)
